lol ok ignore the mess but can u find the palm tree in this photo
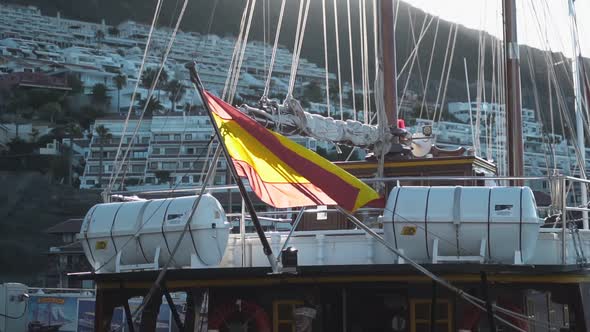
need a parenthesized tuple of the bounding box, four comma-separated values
(112, 74, 127, 113)
(95, 30, 105, 48)
(95, 125, 112, 188)
(166, 80, 186, 112)
(138, 96, 164, 116)
(91, 83, 110, 108)
(140, 68, 168, 101)
(29, 128, 40, 143)
(39, 101, 63, 124)
(107, 26, 120, 36)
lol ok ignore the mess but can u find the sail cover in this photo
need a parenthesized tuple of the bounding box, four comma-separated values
(203, 91, 381, 212)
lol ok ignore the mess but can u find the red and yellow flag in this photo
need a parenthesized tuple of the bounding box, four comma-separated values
(203, 91, 381, 212)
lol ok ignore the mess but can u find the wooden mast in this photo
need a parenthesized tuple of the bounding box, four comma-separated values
(380, 0, 398, 128)
(502, 0, 524, 182)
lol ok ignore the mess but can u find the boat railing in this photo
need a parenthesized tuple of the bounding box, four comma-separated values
(28, 287, 95, 296)
(114, 175, 590, 265)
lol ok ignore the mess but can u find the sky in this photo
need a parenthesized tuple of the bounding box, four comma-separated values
(403, 0, 590, 58)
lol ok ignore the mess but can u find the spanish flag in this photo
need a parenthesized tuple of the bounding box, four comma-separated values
(203, 91, 381, 212)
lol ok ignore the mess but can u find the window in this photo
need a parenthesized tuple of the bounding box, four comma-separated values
(182, 162, 191, 169)
(89, 166, 100, 173)
(185, 134, 192, 140)
(154, 134, 168, 141)
(131, 165, 144, 173)
(162, 162, 177, 170)
(152, 148, 161, 155)
(145, 177, 154, 184)
(141, 137, 150, 144)
(165, 148, 180, 155)
(132, 151, 147, 158)
(149, 162, 157, 169)
(273, 300, 303, 332)
(186, 148, 195, 155)
(174, 134, 181, 141)
(181, 176, 189, 183)
(410, 299, 452, 332)
(86, 180, 95, 185)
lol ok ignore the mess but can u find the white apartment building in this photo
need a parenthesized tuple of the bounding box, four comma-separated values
(80, 115, 316, 190)
(415, 102, 587, 185)
(0, 3, 336, 115)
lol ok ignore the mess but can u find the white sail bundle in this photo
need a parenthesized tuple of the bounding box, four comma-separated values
(240, 97, 396, 155)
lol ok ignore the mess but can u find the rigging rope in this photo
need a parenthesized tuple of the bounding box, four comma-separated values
(362, 0, 370, 123)
(398, 10, 430, 118)
(222, 0, 251, 101)
(332, 0, 344, 117)
(434, 25, 459, 128)
(322, 0, 331, 117)
(105, 0, 163, 197)
(430, 24, 455, 124)
(287, 0, 311, 98)
(418, 17, 440, 120)
(464, 58, 477, 151)
(107, 0, 189, 195)
(262, 0, 286, 98)
(346, 0, 356, 120)
(359, 0, 368, 123)
(228, 0, 257, 104)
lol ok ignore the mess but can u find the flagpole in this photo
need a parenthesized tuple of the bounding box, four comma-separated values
(186, 62, 279, 272)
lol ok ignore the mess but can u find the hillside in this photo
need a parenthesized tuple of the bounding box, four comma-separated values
(0, 172, 100, 285)
(0, 0, 579, 130)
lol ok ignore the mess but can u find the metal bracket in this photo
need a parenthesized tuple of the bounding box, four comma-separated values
(432, 238, 486, 264)
(115, 246, 160, 272)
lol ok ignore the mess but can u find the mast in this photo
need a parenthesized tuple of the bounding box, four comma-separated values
(380, 0, 398, 128)
(502, 0, 524, 183)
(569, 0, 588, 229)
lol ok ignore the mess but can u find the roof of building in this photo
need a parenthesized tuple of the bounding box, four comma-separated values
(45, 218, 83, 234)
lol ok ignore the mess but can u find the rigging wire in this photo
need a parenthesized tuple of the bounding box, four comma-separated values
(430, 23, 455, 123)
(418, 17, 440, 120)
(463, 58, 476, 150)
(346, 0, 356, 120)
(530, 0, 590, 178)
(115, 148, 223, 332)
(222, 0, 251, 101)
(105, 0, 164, 197)
(228, 0, 258, 104)
(372, 0, 379, 124)
(287, 0, 311, 96)
(398, 9, 430, 119)
(107, 0, 189, 196)
(91, 134, 216, 274)
(359, 0, 368, 123)
(434, 25, 459, 128)
(520, 3, 556, 176)
(322, 0, 331, 117)
(262, 0, 287, 98)
(396, 15, 436, 80)
(332, 0, 344, 117)
(362, 0, 370, 123)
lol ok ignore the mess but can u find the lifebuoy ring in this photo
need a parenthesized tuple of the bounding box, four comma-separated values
(209, 300, 271, 332)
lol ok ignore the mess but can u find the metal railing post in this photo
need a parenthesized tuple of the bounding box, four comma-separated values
(241, 199, 246, 267)
(562, 176, 568, 265)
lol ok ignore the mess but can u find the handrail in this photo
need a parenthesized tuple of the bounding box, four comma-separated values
(113, 175, 590, 196)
